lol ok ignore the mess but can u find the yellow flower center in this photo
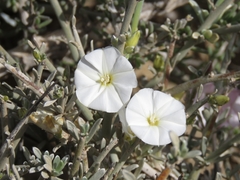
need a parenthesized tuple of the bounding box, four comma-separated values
(147, 114, 159, 126)
(99, 74, 112, 86)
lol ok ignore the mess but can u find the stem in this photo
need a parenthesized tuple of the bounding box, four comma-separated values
(212, 23, 240, 34)
(198, 0, 234, 31)
(1, 100, 9, 142)
(70, 137, 86, 178)
(205, 133, 240, 162)
(117, 0, 138, 53)
(86, 137, 118, 178)
(131, 0, 144, 33)
(108, 138, 141, 180)
(164, 71, 240, 95)
(0, 100, 9, 171)
(170, 0, 234, 63)
(49, 0, 79, 61)
(0, 61, 50, 102)
(72, 15, 85, 59)
(36, 64, 44, 86)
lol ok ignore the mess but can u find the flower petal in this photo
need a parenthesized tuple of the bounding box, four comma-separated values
(74, 69, 97, 89)
(160, 109, 186, 125)
(130, 126, 161, 145)
(84, 49, 104, 74)
(113, 70, 137, 88)
(102, 47, 120, 72)
(111, 55, 136, 74)
(77, 57, 101, 81)
(88, 85, 123, 112)
(126, 89, 154, 118)
(126, 110, 149, 126)
(159, 121, 186, 136)
(76, 83, 104, 107)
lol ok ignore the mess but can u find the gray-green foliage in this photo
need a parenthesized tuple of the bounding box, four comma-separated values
(1, 0, 240, 180)
(23, 146, 69, 179)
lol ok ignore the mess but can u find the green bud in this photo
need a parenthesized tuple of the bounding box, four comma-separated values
(53, 87, 64, 99)
(33, 49, 45, 62)
(3, 96, 9, 101)
(18, 107, 28, 118)
(202, 29, 213, 39)
(209, 95, 229, 106)
(202, 9, 209, 19)
(111, 35, 118, 47)
(185, 25, 192, 36)
(207, 33, 219, 43)
(33, 49, 41, 61)
(153, 54, 165, 72)
(125, 30, 141, 48)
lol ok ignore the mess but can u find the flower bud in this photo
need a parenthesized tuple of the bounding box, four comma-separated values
(209, 95, 229, 106)
(202, 29, 213, 39)
(33, 49, 45, 62)
(153, 54, 165, 72)
(125, 30, 140, 48)
(202, 9, 209, 19)
(207, 33, 219, 43)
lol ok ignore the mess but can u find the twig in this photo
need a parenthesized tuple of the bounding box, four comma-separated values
(164, 71, 240, 95)
(0, 60, 50, 102)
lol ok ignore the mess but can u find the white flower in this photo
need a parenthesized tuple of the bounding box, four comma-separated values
(74, 46, 137, 113)
(125, 88, 186, 146)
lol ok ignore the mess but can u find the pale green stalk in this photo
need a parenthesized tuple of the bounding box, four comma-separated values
(117, 0, 138, 53)
(212, 23, 240, 34)
(49, 0, 79, 61)
(70, 137, 86, 178)
(72, 15, 85, 59)
(131, 0, 144, 33)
